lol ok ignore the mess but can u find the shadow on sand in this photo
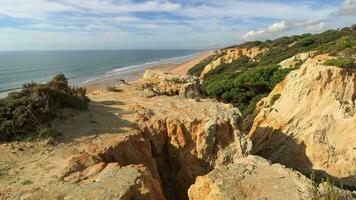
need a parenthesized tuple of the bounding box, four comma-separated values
(53, 100, 136, 143)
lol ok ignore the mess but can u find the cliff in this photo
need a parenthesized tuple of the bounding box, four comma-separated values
(200, 46, 267, 77)
(249, 55, 356, 188)
(0, 70, 251, 200)
(1, 57, 355, 199)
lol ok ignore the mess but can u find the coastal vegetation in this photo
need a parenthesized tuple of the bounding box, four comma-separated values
(324, 57, 356, 69)
(189, 26, 355, 131)
(0, 74, 89, 140)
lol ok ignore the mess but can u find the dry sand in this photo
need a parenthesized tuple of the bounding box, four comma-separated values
(85, 51, 214, 93)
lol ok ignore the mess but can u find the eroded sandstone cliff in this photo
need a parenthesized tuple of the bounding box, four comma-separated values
(200, 47, 267, 77)
(249, 55, 356, 188)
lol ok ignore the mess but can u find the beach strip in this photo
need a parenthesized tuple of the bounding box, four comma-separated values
(85, 50, 214, 93)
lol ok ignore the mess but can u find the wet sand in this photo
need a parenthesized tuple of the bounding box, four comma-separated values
(85, 51, 214, 93)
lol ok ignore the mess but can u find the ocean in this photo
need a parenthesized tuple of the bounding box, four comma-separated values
(0, 50, 200, 97)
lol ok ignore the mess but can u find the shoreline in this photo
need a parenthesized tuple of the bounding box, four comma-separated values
(85, 50, 214, 93)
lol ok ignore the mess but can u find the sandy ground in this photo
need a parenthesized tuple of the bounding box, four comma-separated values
(85, 51, 214, 93)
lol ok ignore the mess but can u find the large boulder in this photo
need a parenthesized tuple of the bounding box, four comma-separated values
(188, 155, 315, 200)
(249, 55, 356, 188)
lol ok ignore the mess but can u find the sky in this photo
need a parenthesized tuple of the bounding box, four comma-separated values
(0, 0, 355, 50)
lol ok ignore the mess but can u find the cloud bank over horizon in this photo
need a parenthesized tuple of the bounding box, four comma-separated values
(0, 0, 355, 50)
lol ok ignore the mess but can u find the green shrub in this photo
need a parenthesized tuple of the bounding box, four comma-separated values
(324, 57, 356, 69)
(21, 179, 33, 185)
(0, 74, 90, 140)
(203, 64, 292, 131)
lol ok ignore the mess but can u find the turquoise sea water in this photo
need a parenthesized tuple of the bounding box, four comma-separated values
(0, 50, 200, 96)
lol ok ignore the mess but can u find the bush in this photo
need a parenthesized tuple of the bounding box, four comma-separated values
(203, 65, 292, 131)
(0, 74, 90, 140)
(324, 57, 356, 69)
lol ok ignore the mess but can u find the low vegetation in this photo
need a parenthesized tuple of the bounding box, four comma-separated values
(324, 57, 356, 69)
(310, 172, 353, 200)
(0, 74, 90, 140)
(203, 65, 291, 130)
(187, 26, 355, 131)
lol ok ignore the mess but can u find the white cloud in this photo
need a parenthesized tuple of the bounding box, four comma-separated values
(0, 0, 353, 50)
(176, 1, 334, 20)
(0, 0, 76, 19)
(335, 0, 356, 16)
(242, 20, 326, 40)
(65, 0, 181, 13)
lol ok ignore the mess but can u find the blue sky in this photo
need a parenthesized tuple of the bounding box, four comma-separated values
(0, 0, 355, 50)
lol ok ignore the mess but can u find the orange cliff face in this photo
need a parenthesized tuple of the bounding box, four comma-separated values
(200, 46, 268, 77)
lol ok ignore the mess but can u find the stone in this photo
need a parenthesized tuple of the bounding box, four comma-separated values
(188, 155, 314, 200)
(135, 70, 203, 98)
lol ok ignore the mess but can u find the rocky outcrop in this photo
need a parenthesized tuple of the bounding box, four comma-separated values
(249, 55, 356, 188)
(188, 155, 315, 200)
(200, 46, 267, 77)
(131, 95, 251, 199)
(279, 51, 317, 69)
(14, 164, 165, 200)
(135, 70, 203, 98)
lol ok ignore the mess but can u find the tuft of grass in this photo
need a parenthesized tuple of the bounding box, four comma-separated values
(310, 172, 353, 200)
(36, 125, 57, 138)
(21, 179, 33, 185)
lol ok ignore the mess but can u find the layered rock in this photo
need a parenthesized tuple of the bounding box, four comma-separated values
(135, 70, 203, 98)
(279, 51, 317, 69)
(200, 46, 267, 77)
(188, 155, 315, 200)
(249, 55, 356, 188)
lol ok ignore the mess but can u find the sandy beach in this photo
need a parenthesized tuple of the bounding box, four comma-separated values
(85, 50, 214, 93)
